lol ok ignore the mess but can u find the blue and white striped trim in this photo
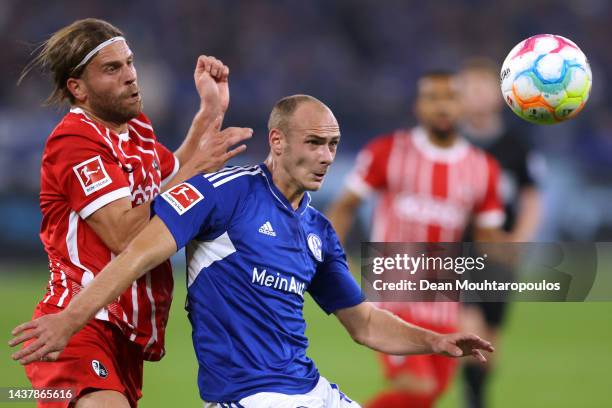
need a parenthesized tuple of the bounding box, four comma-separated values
(204, 166, 252, 180)
(330, 383, 353, 403)
(215, 403, 246, 408)
(203, 165, 262, 188)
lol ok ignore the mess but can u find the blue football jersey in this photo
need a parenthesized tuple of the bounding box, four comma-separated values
(152, 164, 364, 402)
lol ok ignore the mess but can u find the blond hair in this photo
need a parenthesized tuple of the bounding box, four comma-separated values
(18, 18, 124, 106)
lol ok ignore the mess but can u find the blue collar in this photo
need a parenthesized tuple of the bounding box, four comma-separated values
(258, 163, 312, 216)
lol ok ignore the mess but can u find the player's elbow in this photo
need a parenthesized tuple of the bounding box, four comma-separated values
(349, 327, 371, 347)
(101, 231, 137, 255)
(339, 306, 375, 348)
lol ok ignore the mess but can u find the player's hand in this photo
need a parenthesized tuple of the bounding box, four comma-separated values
(187, 116, 253, 174)
(8, 313, 78, 365)
(194, 55, 230, 115)
(430, 332, 494, 363)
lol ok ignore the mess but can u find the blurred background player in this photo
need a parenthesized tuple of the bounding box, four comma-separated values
(458, 57, 542, 408)
(326, 71, 505, 408)
(16, 18, 251, 407)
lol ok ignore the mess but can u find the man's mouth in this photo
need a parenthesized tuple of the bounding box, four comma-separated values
(313, 171, 326, 181)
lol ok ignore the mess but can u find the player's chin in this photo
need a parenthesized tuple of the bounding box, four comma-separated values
(122, 102, 142, 120)
(304, 179, 324, 191)
(431, 122, 456, 138)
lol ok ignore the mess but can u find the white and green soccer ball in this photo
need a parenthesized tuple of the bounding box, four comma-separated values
(500, 34, 592, 125)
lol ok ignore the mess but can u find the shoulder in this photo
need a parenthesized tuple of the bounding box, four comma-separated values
(361, 131, 400, 153)
(185, 165, 264, 204)
(202, 164, 263, 190)
(466, 142, 500, 167)
(52, 108, 105, 138)
(303, 204, 339, 242)
(45, 110, 108, 152)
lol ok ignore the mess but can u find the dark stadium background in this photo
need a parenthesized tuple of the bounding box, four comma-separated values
(1, 1, 611, 407)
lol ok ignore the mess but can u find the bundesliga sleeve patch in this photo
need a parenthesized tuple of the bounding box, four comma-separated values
(161, 182, 204, 215)
(73, 156, 112, 196)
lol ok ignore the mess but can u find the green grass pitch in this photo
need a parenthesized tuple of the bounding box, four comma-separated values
(1, 265, 611, 407)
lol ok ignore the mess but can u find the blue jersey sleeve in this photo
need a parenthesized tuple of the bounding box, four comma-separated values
(152, 172, 246, 250)
(308, 222, 365, 314)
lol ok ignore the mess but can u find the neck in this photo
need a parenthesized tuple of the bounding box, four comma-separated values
(264, 155, 305, 210)
(75, 104, 128, 134)
(426, 128, 458, 148)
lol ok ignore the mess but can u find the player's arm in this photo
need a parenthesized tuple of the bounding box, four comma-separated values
(335, 302, 493, 361)
(327, 135, 392, 244)
(173, 55, 249, 172)
(326, 190, 363, 245)
(9, 216, 177, 365)
(88, 52, 250, 255)
(85, 197, 152, 254)
(472, 155, 508, 242)
(11, 174, 224, 365)
(86, 119, 252, 254)
(473, 226, 507, 242)
(510, 185, 541, 242)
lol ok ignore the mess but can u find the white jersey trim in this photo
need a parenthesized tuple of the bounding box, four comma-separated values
(475, 210, 506, 228)
(205, 165, 258, 182)
(411, 127, 469, 163)
(186, 232, 237, 287)
(130, 117, 154, 131)
(203, 165, 241, 178)
(161, 155, 180, 188)
(345, 172, 375, 199)
(56, 270, 69, 307)
(212, 168, 263, 188)
(78, 187, 132, 219)
(66, 211, 109, 321)
(143, 272, 158, 355)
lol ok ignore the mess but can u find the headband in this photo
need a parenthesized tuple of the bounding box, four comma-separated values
(72, 36, 126, 72)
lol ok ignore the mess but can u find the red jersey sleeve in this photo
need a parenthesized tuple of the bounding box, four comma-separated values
(44, 133, 131, 219)
(345, 134, 394, 198)
(474, 154, 505, 228)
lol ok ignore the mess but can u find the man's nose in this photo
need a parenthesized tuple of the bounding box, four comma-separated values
(123, 65, 137, 84)
(320, 146, 334, 164)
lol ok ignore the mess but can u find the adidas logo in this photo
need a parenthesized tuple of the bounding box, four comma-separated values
(258, 221, 276, 237)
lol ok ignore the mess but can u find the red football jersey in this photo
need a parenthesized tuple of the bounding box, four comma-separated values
(39, 107, 179, 361)
(348, 127, 504, 242)
(347, 127, 505, 328)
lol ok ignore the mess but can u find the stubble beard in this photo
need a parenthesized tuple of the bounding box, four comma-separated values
(88, 88, 142, 125)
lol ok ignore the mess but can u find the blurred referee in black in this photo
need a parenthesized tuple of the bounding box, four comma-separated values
(458, 57, 542, 408)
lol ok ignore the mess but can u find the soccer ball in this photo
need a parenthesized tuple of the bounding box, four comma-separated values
(500, 34, 592, 125)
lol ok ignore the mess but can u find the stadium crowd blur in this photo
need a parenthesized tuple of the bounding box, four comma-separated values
(1, 0, 612, 259)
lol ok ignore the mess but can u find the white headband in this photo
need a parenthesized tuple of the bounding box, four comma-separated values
(73, 36, 126, 72)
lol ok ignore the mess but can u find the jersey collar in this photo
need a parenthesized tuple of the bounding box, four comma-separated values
(259, 163, 312, 216)
(411, 126, 469, 163)
(70, 107, 131, 141)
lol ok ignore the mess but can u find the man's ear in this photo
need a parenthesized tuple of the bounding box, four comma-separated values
(269, 128, 284, 156)
(66, 77, 87, 103)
